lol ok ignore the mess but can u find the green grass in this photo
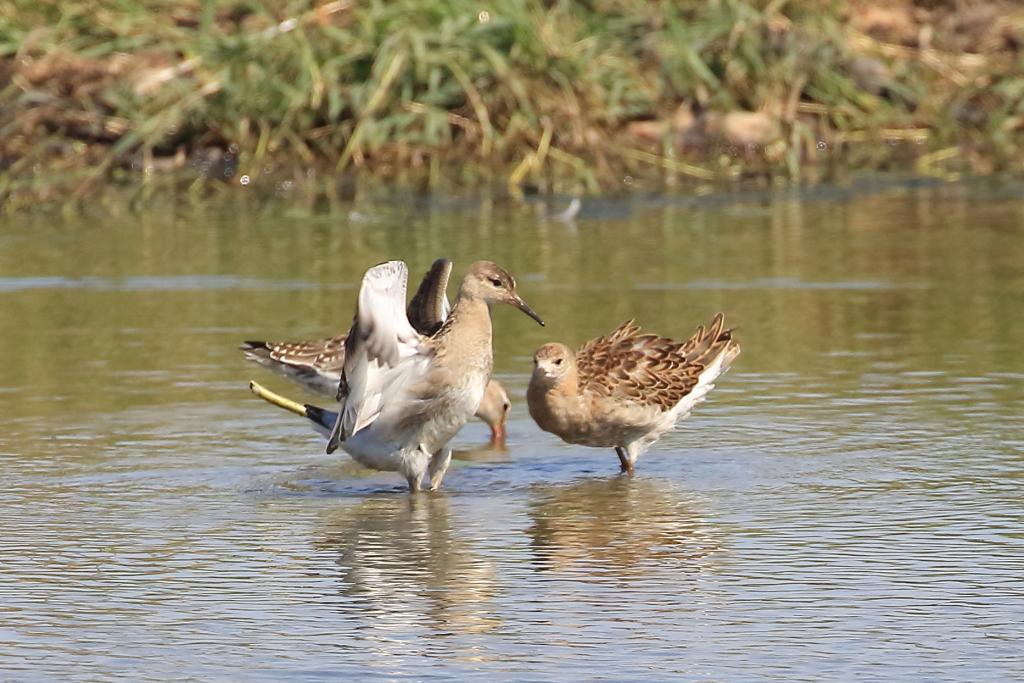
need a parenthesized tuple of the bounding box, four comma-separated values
(3, 0, 1024, 209)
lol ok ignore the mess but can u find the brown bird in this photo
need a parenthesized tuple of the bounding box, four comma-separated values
(527, 314, 739, 474)
(241, 258, 513, 442)
(327, 260, 543, 491)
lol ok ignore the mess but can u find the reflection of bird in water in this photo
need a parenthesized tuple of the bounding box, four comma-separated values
(526, 476, 720, 577)
(241, 258, 513, 444)
(533, 197, 582, 226)
(528, 313, 740, 473)
(314, 495, 498, 635)
(451, 439, 510, 463)
(549, 197, 581, 223)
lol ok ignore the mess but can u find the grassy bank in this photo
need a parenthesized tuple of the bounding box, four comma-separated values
(3, 0, 1024, 210)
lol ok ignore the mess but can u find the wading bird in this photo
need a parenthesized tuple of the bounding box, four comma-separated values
(328, 260, 543, 491)
(527, 314, 738, 474)
(241, 259, 513, 442)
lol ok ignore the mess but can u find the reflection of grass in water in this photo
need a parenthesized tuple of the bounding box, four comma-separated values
(5, 0, 1024, 207)
(526, 476, 721, 577)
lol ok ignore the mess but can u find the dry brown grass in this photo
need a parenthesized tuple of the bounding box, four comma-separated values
(3, 0, 1024, 210)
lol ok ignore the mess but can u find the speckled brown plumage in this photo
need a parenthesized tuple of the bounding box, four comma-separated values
(243, 337, 345, 377)
(528, 313, 739, 473)
(575, 314, 735, 411)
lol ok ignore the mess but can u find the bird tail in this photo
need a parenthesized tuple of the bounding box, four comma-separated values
(671, 313, 740, 418)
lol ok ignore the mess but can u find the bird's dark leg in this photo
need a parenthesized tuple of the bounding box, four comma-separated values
(615, 447, 634, 475)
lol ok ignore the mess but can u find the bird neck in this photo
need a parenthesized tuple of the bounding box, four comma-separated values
(529, 366, 587, 430)
(436, 293, 492, 364)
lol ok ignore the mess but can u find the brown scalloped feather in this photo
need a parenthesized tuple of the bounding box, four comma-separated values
(575, 313, 736, 412)
(242, 337, 347, 375)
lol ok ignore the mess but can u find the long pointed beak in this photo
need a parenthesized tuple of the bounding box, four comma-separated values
(514, 297, 545, 326)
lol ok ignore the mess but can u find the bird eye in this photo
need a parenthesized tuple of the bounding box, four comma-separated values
(502, 402, 511, 413)
(554, 358, 563, 366)
(490, 277, 503, 287)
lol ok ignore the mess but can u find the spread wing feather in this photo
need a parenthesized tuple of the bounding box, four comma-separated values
(239, 338, 345, 398)
(241, 259, 453, 403)
(326, 261, 432, 453)
(406, 258, 452, 337)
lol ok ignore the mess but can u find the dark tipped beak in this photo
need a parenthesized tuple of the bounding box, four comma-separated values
(515, 298, 545, 326)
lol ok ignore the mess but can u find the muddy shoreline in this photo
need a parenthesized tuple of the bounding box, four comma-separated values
(4, 1, 1024, 210)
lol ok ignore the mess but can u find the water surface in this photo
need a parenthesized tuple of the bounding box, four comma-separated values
(2, 182, 1023, 681)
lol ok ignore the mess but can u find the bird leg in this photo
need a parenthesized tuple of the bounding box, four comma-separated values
(405, 449, 431, 493)
(427, 445, 453, 491)
(615, 447, 634, 475)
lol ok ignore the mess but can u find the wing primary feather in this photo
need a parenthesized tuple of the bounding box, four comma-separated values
(328, 260, 431, 454)
(406, 258, 453, 336)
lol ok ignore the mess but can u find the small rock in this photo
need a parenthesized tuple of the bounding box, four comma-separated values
(850, 6, 917, 45)
(719, 112, 780, 148)
(626, 119, 668, 142)
(626, 106, 695, 143)
(849, 56, 892, 96)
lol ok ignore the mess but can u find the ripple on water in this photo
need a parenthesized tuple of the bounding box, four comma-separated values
(3, 193, 1024, 681)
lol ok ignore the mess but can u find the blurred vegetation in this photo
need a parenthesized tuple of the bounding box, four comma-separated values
(3, 0, 1024, 210)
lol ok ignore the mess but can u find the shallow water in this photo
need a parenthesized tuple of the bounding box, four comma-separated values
(2, 182, 1023, 681)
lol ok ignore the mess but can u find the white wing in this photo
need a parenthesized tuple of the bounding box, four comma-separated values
(352, 261, 421, 367)
(327, 261, 431, 453)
